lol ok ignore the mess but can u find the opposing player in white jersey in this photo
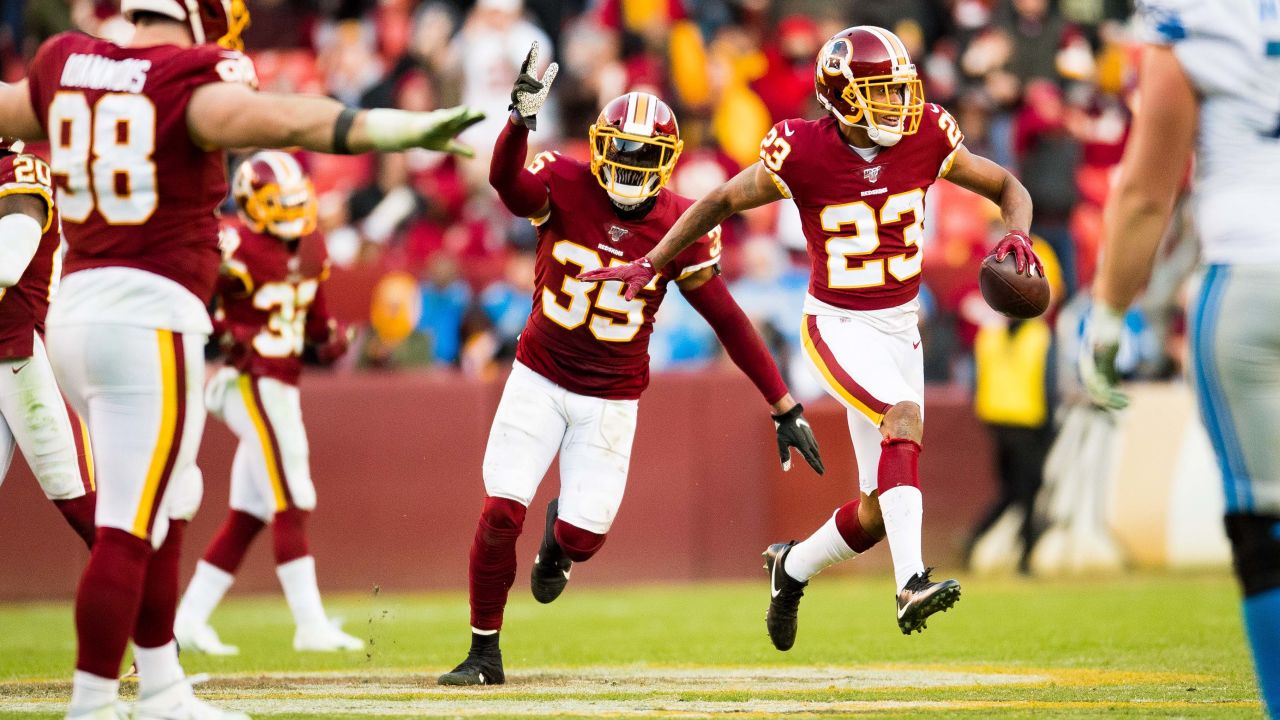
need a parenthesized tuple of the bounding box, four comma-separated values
(0, 1, 482, 717)
(1081, 1, 1280, 714)
(0, 137, 96, 548)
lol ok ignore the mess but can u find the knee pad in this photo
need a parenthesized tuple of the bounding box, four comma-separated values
(1225, 513, 1280, 597)
(480, 496, 527, 542)
(554, 519, 606, 562)
(272, 507, 311, 565)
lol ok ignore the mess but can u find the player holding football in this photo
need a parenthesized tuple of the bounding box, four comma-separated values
(1080, 1, 1280, 714)
(0, 0, 482, 717)
(437, 44, 824, 686)
(174, 151, 361, 656)
(0, 137, 96, 548)
(582, 26, 1042, 645)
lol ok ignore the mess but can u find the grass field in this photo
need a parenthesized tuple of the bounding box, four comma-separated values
(0, 571, 1262, 719)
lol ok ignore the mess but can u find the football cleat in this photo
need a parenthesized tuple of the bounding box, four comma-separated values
(293, 620, 364, 652)
(133, 674, 249, 720)
(895, 568, 961, 635)
(64, 702, 130, 719)
(437, 650, 505, 686)
(530, 498, 572, 604)
(763, 541, 807, 651)
(174, 623, 239, 656)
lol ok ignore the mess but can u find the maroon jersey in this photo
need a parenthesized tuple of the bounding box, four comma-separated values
(760, 103, 962, 311)
(216, 220, 332, 386)
(26, 32, 258, 302)
(0, 152, 61, 359)
(517, 152, 721, 400)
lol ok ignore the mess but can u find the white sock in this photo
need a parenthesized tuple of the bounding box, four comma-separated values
(133, 641, 184, 697)
(784, 512, 859, 582)
(879, 485, 925, 591)
(69, 670, 118, 712)
(277, 555, 327, 628)
(175, 560, 234, 629)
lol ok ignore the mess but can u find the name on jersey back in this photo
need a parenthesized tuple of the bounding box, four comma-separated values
(60, 54, 151, 93)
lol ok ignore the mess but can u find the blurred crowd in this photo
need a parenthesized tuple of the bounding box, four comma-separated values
(2, 0, 1193, 402)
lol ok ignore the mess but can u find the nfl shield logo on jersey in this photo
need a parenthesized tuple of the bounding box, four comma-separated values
(607, 225, 629, 243)
(863, 166, 883, 184)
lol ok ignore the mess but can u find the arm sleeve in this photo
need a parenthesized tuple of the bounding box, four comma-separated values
(682, 274, 789, 405)
(490, 114, 550, 218)
(305, 282, 336, 344)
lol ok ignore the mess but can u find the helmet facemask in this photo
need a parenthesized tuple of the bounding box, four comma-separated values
(589, 125, 683, 207)
(240, 180, 317, 240)
(214, 0, 251, 51)
(842, 72, 924, 147)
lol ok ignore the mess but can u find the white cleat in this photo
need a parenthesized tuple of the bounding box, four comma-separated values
(174, 623, 240, 656)
(293, 620, 364, 652)
(65, 702, 130, 719)
(133, 675, 249, 720)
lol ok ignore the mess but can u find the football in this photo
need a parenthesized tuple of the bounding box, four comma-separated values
(979, 253, 1051, 319)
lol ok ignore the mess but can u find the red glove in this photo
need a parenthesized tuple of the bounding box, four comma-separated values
(315, 324, 352, 365)
(992, 230, 1044, 276)
(577, 257, 655, 301)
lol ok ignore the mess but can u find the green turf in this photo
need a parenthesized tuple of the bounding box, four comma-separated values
(0, 571, 1262, 718)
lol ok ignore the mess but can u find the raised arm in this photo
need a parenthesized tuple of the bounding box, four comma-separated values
(490, 113, 549, 218)
(677, 267, 824, 475)
(187, 82, 484, 156)
(943, 143, 1041, 274)
(578, 162, 784, 299)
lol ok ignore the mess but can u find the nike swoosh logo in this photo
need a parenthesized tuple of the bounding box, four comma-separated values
(783, 122, 794, 137)
(770, 553, 783, 598)
(11, 362, 29, 374)
(912, 341, 921, 349)
(897, 602, 909, 619)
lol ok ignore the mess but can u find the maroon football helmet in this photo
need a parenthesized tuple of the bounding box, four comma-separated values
(232, 151, 317, 240)
(588, 92, 684, 206)
(814, 26, 925, 147)
(120, 0, 250, 50)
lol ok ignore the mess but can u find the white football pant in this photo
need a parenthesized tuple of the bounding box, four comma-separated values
(46, 324, 206, 548)
(0, 332, 91, 500)
(483, 361, 637, 534)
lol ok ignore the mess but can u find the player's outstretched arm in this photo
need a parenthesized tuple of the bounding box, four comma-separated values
(678, 267, 824, 475)
(0, 80, 44, 141)
(578, 162, 784, 300)
(187, 83, 484, 156)
(1080, 45, 1197, 410)
(944, 143, 1041, 274)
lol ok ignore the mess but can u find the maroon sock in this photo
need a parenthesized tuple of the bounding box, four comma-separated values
(75, 527, 151, 677)
(203, 510, 266, 574)
(134, 520, 185, 649)
(833, 498, 880, 553)
(54, 493, 97, 549)
(877, 437, 922, 494)
(272, 507, 310, 565)
(468, 496, 526, 631)
(553, 520, 606, 562)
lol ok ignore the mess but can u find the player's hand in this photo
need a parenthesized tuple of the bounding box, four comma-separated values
(509, 42, 559, 131)
(773, 403, 824, 475)
(365, 105, 486, 157)
(577, 257, 655, 301)
(316, 324, 354, 365)
(1079, 302, 1128, 410)
(993, 230, 1043, 276)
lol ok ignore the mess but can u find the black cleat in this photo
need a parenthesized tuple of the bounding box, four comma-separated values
(896, 568, 961, 635)
(530, 498, 572, 604)
(763, 541, 807, 651)
(437, 650, 505, 686)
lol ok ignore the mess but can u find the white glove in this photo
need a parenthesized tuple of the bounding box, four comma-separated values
(1078, 302, 1128, 410)
(509, 41, 559, 130)
(365, 105, 485, 156)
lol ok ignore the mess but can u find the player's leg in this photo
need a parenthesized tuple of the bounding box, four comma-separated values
(533, 393, 637, 602)
(0, 335, 96, 546)
(438, 363, 568, 687)
(246, 375, 360, 651)
(1189, 265, 1280, 715)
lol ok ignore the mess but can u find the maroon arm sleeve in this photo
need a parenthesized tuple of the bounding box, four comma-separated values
(682, 274, 789, 405)
(490, 113, 550, 218)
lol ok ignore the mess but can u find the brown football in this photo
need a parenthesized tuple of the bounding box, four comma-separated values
(979, 253, 1050, 319)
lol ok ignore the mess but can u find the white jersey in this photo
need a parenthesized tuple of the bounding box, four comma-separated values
(1138, 0, 1280, 263)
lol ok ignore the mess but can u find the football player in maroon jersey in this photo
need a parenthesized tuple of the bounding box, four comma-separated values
(437, 44, 823, 686)
(0, 137, 96, 548)
(0, 0, 482, 717)
(582, 26, 1044, 646)
(173, 150, 360, 656)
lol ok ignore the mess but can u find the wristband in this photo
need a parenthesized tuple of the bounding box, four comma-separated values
(332, 107, 359, 155)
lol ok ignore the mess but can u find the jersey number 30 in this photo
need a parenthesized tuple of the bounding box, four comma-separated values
(48, 91, 158, 225)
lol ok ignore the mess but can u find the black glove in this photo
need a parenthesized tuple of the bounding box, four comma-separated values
(509, 42, 558, 131)
(772, 403, 824, 475)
